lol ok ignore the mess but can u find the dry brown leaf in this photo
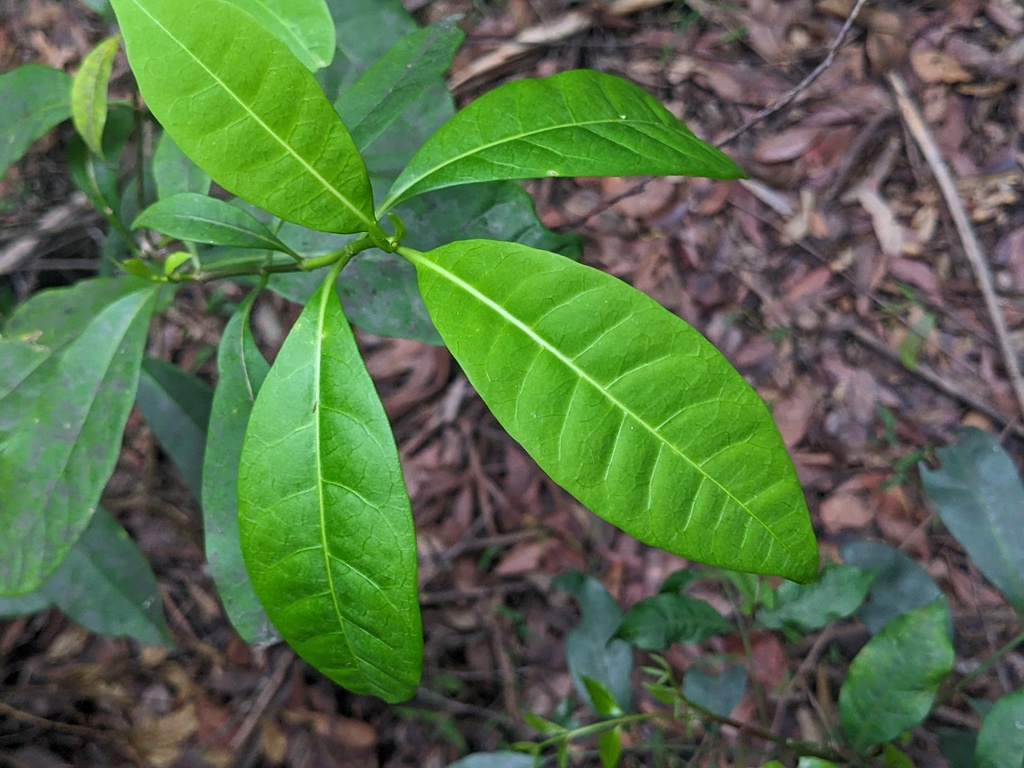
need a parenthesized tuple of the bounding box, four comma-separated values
(753, 127, 823, 164)
(493, 541, 546, 577)
(772, 385, 822, 448)
(819, 492, 874, 533)
(855, 186, 905, 256)
(911, 49, 973, 84)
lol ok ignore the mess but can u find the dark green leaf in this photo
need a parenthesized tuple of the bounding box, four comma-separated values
(70, 35, 121, 157)
(0, 285, 157, 595)
(203, 291, 278, 646)
(555, 571, 633, 713)
(220, 0, 335, 72)
(135, 357, 213, 500)
(0, 64, 72, 180)
(974, 688, 1024, 768)
(683, 664, 746, 718)
(152, 131, 211, 198)
(937, 729, 977, 768)
(67, 107, 134, 220)
(757, 564, 873, 632)
(841, 540, 942, 634)
(839, 598, 953, 752)
(238, 272, 421, 702)
(444, 754, 535, 768)
(658, 568, 705, 594)
(382, 70, 745, 210)
(110, 0, 374, 234)
(41, 507, 172, 646)
(920, 428, 1024, 613)
(613, 593, 732, 650)
(134, 193, 299, 256)
(403, 240, 818, 582)
(0, 585, 50, 618)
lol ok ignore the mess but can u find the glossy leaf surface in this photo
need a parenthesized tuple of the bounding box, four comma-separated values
(382, 70, 745, 210)
(403, 240, 817, 581)
(839, 598, 953, 752)
(203, 291, 278, 646)
(221, 0, 335, 72)
(0, 64, 72, 180)
(238, 273, 421, 701)
(110, 0, 374, 234)
(613, 593, 732, 650)
(841, 540, 942, 634)
(0, 286, 157, 594)
(920, 428, 1024, 613)
(136, 357, 213, 500)
(152, 131, 211, 198)
(134, 193, 298, 256)
(757, 564, 873, 632)
(974, 688, 1024, 768)
(71, 35, 120, 157)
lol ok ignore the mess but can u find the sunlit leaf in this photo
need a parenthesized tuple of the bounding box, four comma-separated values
(0, 64, 72, 180)
(221, 0, 335, 72)
(70, 35, 121, 157)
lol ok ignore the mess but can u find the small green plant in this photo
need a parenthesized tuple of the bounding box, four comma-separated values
(0, 0, 823, 704)
(455, 428, 1023, 768)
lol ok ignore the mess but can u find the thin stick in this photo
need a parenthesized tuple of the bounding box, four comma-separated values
(887, 70, 1024, 418)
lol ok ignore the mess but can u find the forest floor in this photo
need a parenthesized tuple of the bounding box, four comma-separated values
(1, 0, 1023, 766)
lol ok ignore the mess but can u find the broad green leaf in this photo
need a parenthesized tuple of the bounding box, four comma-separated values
(220, 0, 335, 72)
(135, 358, 213, 500)
(683, 664, 746, 718)
(839, 598, 953, 753)
(337, 18, 463, 156)
(613, 593, 732, 650)
(444, 754, 535, 768)
(238, 272, 421, 701)
(555, 571, 633, 713)
(402, 240, 817, 582)
(0, 286, 157, 595)
(582, 676, 622, 717)
(841, 540, 942, 634)
(381, 70, 745, 211)
(0, 585, 50, 618)
(71, 35, 121, 157)
(67, 107, 134, 220)
(974, 688, 1024, 768)
(134, 193, 300, 257)
(658, 568, 706, 594)
(920, 428, 1024, 614)
(0, 64, 72, 180)
(203, 291, 278, 646)
(757, 564, 873, 632)
(0, 338, 49, 400)
(152, 131, 211, 198)
(41, 507, 173, 646)
(110, 0, 374, 234)
(598, 727, 622, 768)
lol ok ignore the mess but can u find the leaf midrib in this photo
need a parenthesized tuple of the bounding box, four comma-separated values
(406, 248, 799, 564)
(128, 0, 372, 230)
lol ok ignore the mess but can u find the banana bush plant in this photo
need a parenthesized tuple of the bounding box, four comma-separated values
(0, 0, 818, 702)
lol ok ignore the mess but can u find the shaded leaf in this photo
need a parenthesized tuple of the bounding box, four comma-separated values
(937, 729, 977, 768)
(684, 665, 746, 718)
(382, 70, 745, 210)
(238, 272, 421, 702)
(136, 357, 213, 500)
(974, 688, 1024, 768)
(555, 571, 633, 713)
(0, 64, 72, 180)
(67, 107, 134, 220)
(0, 585, 50, 618)
(221, 0, 335, 72)
(110, 0, 374, 234)
(613, 593, 732, 650)
(839, 598, 953, 752)
(841, 540, 942, 634)
(445, 754, 535, 768)
(403, 240, 817, 582)
(920, 428, 1024, 613)
(757, 564, 874, 632)
(0, 286, 157, 595)
(152, 131, 211, 198)
(71, 35, 121, 157)
(203, 291, 278, 646)
(0, 338, 49, 401)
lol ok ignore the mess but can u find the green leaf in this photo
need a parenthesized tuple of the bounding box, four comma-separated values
(839, 598, 954, 753)
(613, 593, 732, 650)
(71, 35, 121, 157)
(582, 676, 623, 717)
(337, 18, 463, 156)
(796, 760, 841, 768)
(938, 729, 977, 768)
(555, 571, 633, 713)
(402, 240, 818, 582)
(684, 664, 746, 718)
(444, 754, 535, 768)
(134, 193, 299, 256)
(0, 338, 49, 400)
(319, 0, 418, 97)
(0, 584, 50, 618)
(152, 131, 211, 198)
(238, 272, 422, 702)
(920, 428, 1024, 614)
(658, 568, 705, 594)
(110, 0, 374, 234)
(67, 107, 135, 220)
(220, 0, 335, 72)
(0, 286, 157, 595)
(841, 540, 942, 634)
(381, 70, 745, 211)
(974, 688, 1024, 768)
(135, 358, 213, 500)
(203, 291, 279, 646)
(757, 564, 873, 632)
(598, 727, 622, 768)
(0, 64, 72, 180)
(40, 507, 173, 647)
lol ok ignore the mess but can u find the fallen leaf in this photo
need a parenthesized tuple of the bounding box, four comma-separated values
(912, 49, 973, 84)
(819, 492, 874, 534)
